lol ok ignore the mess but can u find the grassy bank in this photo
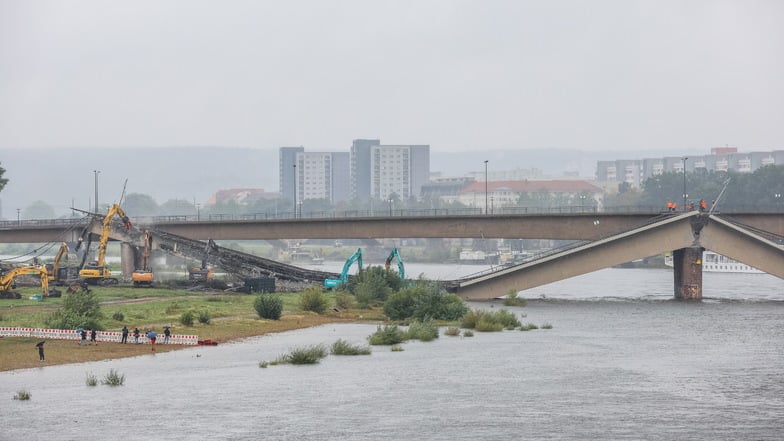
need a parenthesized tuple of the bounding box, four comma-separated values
(0, 285, 375, 372)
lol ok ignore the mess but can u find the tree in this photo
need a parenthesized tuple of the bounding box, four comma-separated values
(23, 201, 55, 219)
(0, 162, 7, 193)
(159, 199, 196, 216)
(124, 193, 160, 216)
(46, 290, 103, 330)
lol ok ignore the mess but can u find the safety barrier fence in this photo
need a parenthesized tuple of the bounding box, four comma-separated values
(0, 327, 199, 345)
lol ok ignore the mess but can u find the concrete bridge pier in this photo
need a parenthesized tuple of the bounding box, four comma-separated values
(120, 243, 136, 282)
(672, 246, 704, 300)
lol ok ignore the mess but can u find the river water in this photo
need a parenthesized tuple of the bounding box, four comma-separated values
(2, 267, 783, 441)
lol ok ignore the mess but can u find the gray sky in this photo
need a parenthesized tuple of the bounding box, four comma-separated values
(1, 0, 783, 152)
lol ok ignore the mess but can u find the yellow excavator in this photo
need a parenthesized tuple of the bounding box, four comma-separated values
(79, 203, 132, 285)
(131, 230, 154, 287)
(45, 242, 79, 285)
(0, 265, 53, 299)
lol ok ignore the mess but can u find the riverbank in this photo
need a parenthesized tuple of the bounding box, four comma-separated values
(0, 286, 376, 372)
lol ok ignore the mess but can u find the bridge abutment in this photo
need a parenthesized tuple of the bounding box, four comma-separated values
(120, 243, 136, 281)
(673, 246, 704, 300)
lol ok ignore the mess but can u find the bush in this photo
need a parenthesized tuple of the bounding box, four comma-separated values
(102, 369, 125, 386)
(444, 326, 461, 336)
(331, 339, 372, 355)
(13, 390, 31, 400)
(85, 372, 98, 386)
(334, 292, 355, 310)
(299, 286, 329, 314)
(111, 311, 125, 322)
(280, 344, 328, 364)
(383, 280, 467, 321)
(254, 293, 283, 320)
(405, 318, 439, 342)
(462, 308, 521, 331)
(46, 290, 102, 330)
(390, 345, 404, 352)
(179, 310, 195, 326)
(368, 325, 406, 345)
(502, 292, 527, 307)
(350, 266, 395, 307)
(197, 310, 211, 324)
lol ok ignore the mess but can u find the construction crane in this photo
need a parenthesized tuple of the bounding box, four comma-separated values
(384, 247, 405, 280)
(0, 265, 53, 299)
(78, 203, 132, 285)
(324, 248, 363, 288)
(131, 230, 154, 287)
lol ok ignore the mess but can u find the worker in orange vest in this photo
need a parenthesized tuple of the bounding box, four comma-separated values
(666, 202, 674, 212)
(699, 199, 707, 212)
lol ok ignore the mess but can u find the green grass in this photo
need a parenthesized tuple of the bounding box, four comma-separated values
(85, 372, 98, 386)
(331, 339, 372, 355)
(405, 318, 439, 342)
(390, 345, 404, 352)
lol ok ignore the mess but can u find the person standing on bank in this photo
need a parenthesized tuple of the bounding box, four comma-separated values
(133, 327, 140, 344)
(163, 326, 171, 344)
(36, 341, 45, 361)
(146, 329, 158, 351)
(121, 326, 129, 344)
(90, 328, 97, 345)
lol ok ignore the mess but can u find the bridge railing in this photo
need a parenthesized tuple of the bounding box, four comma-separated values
(4, 205, 780, 229)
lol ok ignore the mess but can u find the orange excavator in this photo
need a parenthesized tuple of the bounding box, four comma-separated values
(131, 230, 154, 287)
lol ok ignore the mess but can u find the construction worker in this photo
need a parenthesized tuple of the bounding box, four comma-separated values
(666, 202, 674, 212)
(699, 199, 707, 212)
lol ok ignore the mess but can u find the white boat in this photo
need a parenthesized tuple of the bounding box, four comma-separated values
(664, 251, 763, 274)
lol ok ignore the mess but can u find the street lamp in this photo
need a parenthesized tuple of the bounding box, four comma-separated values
(681, 157, 688, 211)
(388, 198, 393, 216)
(16, 208, 20, 225)
(196, 203, 200, 221)
(484, 160, 488, 215)
(93, 170, 101, 213)
(293, 164, 297, 218)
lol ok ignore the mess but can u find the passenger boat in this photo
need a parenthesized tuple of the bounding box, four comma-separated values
(664, 251, 763, 273)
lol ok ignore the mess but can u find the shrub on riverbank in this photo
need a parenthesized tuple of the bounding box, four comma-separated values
(102, 369, 125, 386)
(461, 308, 521, 332)
(405, 318, 439, 342)
(331, 339, 372, 355)
(299, 286, 329, 314)
(368, 325, 406, 345)
(277, 344, 329, 364)
(383, 280, 467, 321)
(254, 293, 283, 320)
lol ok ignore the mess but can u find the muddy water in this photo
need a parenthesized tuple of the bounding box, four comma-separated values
(2, 269, 783, 441)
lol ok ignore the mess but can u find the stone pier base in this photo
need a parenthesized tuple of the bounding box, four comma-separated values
(673, 246, 704, 300)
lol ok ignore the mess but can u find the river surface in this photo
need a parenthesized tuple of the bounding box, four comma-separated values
(2, 267, 783, 441)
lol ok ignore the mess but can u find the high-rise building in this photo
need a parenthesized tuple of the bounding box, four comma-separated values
(369, 144, 430, 201)
(350, 139, 380, 201)
(294, 151, 351, 204)
(279, 146, 304, 203)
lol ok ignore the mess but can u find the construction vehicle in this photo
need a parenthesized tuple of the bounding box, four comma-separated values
(324, 248, 363, 288)
(131, 230, 154, 287)
(189, 239, 215, 282)
(45, 242, 79, 285)
(78, 203, 132, 285)
(384, 247, 405, 280)
(0, 265, 54, 299)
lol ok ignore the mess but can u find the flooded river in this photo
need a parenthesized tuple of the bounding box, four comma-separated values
(2, 268, 783, 440)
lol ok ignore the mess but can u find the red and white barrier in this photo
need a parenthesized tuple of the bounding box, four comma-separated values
(0, 327, 199, 345)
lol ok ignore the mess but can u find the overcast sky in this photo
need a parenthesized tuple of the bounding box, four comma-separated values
(1, 0, 783, 153)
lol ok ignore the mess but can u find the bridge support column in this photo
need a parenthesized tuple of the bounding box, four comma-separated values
(672, 246, 704, 300)
(120, 243, 136, 282)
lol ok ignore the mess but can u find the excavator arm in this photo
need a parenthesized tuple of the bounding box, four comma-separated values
(384, 247, 405, 280)
(325, 248, 363, 288)
(79, 203, 132, 285)
(0, 265, 52, 298)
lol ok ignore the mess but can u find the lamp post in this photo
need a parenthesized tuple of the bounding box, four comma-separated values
(16, 208, 20, 225)
(196, 203, 200, 221)
(93, 170, 101, 213)
(293, 164, 297, 218)
(388, 198, 393, 216)
(681, 157, 688, 211)
(484, 160, 488, 215)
